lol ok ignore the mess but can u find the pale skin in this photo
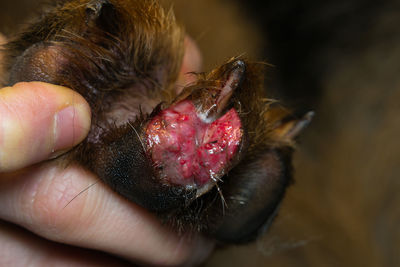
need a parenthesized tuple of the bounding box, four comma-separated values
(0, 33, 212, 266)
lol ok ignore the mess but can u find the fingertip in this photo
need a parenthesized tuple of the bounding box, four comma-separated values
(183, 235, 215, 267)
(0, 82, 91, 172)
(0, 33, 5, 45)
(0, 33, 6, 79)
(177, 36, 203, 93)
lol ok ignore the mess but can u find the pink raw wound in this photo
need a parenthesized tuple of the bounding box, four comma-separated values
(145, 100, 242, 187)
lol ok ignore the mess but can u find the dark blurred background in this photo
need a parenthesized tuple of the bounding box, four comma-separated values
(205, 1, 400, 266)
(1, 0, 399, 266)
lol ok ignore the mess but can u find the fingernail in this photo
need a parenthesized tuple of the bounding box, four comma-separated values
(52, 104, 91, 156)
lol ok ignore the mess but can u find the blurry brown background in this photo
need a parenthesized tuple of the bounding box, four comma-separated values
(1, 0, 399, 266)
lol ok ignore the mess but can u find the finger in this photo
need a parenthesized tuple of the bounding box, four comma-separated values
(0, 33, 5, 45)
(0, 82, 91, 172)
(0, 220, 131, 267)
(0, 163, 214, 266)
(0, 33, 6, 78)
(177, 36, 203, 93)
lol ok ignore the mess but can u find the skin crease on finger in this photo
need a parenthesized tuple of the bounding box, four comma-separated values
(0, 162, 213, 266)
(0, 32, 212, 266)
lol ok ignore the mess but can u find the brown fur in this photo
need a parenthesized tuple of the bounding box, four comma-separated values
(3, 0, 395, 265)
(1, 0, 309, 245)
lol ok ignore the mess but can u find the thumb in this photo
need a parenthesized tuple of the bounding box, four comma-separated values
(0, 82, 91, 172)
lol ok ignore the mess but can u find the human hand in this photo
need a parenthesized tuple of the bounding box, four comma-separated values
(0, 34, 211, 266)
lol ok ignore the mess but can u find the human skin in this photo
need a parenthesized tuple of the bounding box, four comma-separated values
(0, 33, 211, 266)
